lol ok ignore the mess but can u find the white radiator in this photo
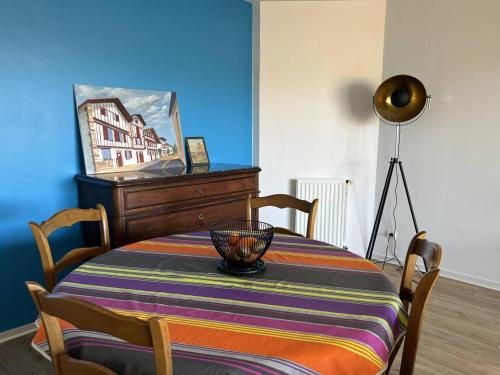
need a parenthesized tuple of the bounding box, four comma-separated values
(295, 178, 350, 247)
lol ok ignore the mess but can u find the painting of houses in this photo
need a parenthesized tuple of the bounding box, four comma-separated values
(74, 85, 186, 174)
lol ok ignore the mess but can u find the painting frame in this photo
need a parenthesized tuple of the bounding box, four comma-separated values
(74, 84, 186, 175)
(185, 137, 210, 166)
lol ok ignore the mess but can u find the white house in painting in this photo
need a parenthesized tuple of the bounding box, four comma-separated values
(143, 127, 161, 162)
(130, 114, 146, 164)
(159, 137, 174, 156)
(77, 98, 172, 171)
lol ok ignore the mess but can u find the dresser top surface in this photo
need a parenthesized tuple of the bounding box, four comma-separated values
(76, 163, 260, 186)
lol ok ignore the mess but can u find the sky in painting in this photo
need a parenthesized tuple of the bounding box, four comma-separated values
(74, 84, 179, 146)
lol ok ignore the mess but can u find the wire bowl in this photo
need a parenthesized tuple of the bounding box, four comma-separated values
(209, 220, 274, 276)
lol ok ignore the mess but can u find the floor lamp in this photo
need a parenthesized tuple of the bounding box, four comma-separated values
(365, 75, 431, 263)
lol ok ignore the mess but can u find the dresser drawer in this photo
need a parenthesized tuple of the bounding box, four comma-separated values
(123, 177, 256, 211)
(125, 200, 247, 243)
(77, 164, 260, 248)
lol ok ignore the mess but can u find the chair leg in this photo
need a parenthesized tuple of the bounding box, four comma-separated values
(385, 338, 403, 374)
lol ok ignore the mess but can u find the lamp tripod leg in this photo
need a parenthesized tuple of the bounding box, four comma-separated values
(366, 158, 397, 260)
(398, 161, 419, 233)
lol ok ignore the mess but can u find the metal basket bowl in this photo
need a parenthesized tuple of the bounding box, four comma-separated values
(209, 220, 274, 276)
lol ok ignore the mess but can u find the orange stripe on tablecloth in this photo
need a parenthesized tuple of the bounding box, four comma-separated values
(32, 319, 75, 345)
(122, 242, 218, 256)
(122, 242, 376, 270)
(167, 321, 380, 375)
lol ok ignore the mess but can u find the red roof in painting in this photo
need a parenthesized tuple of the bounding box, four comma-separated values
(143, 128, 161, 143)
(78, 98, 133, 122)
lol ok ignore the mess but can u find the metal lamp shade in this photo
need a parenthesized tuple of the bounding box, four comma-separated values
(373, 75, 427, 124)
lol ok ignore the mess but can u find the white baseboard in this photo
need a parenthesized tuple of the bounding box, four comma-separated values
(438, 268, 500, 291)
(372, 252, 500, 292)
(0, 322, 37, 344)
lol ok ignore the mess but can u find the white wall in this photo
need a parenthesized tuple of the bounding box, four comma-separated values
(258, 0, 386, 254)
(374, 0, 500, 289)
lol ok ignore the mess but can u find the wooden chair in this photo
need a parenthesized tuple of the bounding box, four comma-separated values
(246, 194, 319, 239)
(399, 231, 442, 309)
(29, 204, 110, 292)
(26, 281, 173, 375)
(386, 231, 442, 375)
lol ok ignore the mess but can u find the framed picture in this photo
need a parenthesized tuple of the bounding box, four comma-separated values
(74, 84, 186, 174)
(185, 137, 210, 166)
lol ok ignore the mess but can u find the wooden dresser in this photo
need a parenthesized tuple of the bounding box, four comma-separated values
(76, 163, 260, 247)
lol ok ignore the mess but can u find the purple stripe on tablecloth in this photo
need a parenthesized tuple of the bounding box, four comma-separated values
(65, 273, 398, 325)
(79, 295, 388, 361)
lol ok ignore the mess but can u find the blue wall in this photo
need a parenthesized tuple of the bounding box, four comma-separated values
(0, 0, 252, 332)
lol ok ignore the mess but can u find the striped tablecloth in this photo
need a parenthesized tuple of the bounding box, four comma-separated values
(32, 232, 407, 375)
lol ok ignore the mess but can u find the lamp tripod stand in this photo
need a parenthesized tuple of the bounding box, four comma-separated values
(365, 126, 419, 261)
(365, 74, 431, 263)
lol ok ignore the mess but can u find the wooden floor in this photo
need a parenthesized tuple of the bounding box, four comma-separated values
(0, 333, 52, 374)
(382, 265, 500, 375)
(0, 265, 499, 374)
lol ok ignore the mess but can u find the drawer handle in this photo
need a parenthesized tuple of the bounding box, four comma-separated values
(197, 187, 204, 195)
(198, 213, 205, 227)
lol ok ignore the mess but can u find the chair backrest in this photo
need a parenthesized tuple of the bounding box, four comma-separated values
(29, 204, 110, 292)
(246, 194, 319, 239)
(399, 231, 442, 310)
(386, 231, 442, 375)
(26, 281, 173, 375)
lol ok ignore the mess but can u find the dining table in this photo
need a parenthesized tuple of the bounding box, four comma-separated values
(32, 231, 408, 375)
